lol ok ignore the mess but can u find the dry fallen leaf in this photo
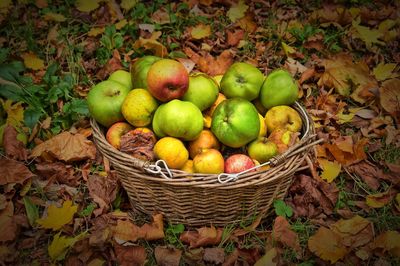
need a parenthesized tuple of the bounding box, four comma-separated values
(351, 18, 384, 49)
(3, 125, 28, 161)
(254, 248, 277, 266)
(373, 63, 399, 81)
(318, 159, 341, 183)
(318, 53, 378, 103)
(155, 246, 182, 266)
(43, 12, 66, 22)
(308, 227, 348, 263)
(48, 231, 87, 261)
(324, 137, 368, 166)
(0, 158, 35, 185)
(35, 162, 78, 186)
(227, 0, 248, 22)
(379, 78, 400, 116)
(114, 244, 147, 266)
(133, 37, 168, 57)
(113, 213, 165, 242)
(365, 189, 397, 208)
(190, 23, 211, 39)
(88, 174, 118, 216)
(272, 216, 301, 252)
(372, 231, 400, 257)
(180, 226, 223, 248)
(203, 247, 225, 265)
(1, 99, 24, 127)
(0, 201, 18, 242)
(75, 0, 101, 12)
(21, 52, 45, 70)
(120, 0, 137, 12)
(37, 200, 78, 230)
(30, 131, 96, 162)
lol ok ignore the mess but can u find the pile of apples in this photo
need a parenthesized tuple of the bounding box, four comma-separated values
(87, 56, 303, 175)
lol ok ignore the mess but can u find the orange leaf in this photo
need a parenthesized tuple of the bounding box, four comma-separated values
(0, 158, 35, 185)
(324, 138, 367, 166)
(272, 216, 301, 252)
(226, 29, 245, 47)
(180, 226, 223, 248)
(197, 50, 234, 76)
(30, 131, 96, 163)
(308, 227, 348, 263)
(379, 78, 400, 116)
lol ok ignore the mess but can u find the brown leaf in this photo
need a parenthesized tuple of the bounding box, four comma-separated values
(96, 50, 123, 80)
(3, 125, 28, 161)
(317, 53, 378, 103)
(372, 231, 400, 257)
(89, 215, 113, 247)
(203, 247, 225, 264)
(226, 29, 245, 46)
(299, 67, 316, 84)
(114, 244, 147, 266)
(184, 48, 234, 76)
(35, 162, 79, 186)
(379, 78, 400, 116)
(151, 7, 170, 24)
(233, 212, 263, 237)
(237, 12, 257, 33)
(0, 201, 18, 242)
(308, 227, 348, 264)
(180, 226, 223, 248)
(133, 37, 168, 57)
(0, 158, 35, 185)
(30, 131, 96, 162)
(155, 246, 182, 266)
(113, 213, 164, 242)
(88, 174, 118, 216)
(330, 215, 374, 249)
(272, 216, 301, 252)
(286, 174, 338, 219)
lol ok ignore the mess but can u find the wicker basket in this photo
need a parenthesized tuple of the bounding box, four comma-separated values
(91, 102, 321, 227)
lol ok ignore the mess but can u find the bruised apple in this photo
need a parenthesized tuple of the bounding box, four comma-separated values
(106, 122, 133, 149)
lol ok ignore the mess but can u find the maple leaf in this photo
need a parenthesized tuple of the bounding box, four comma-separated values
(318, 53, 378, 103)
(48, 231, 87, 261)
(227, 0, 248, 22)
(330, 215, 374, 248)
(308, 227, 348, 263)
(351, 18, 384, 49)
(373, 63, 399, 81)
(318, 159, 341, 183)
(1, 99, 24, 127)
(190, 24, 211, 40)
(30, 131, 96, 162)
(21, 52, 45, 70)
(37, 200, 78, 230)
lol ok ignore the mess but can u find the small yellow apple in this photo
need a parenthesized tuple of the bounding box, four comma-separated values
(265, 105, 302, 134)
(193, 148, 224, 174)
(188, 129, 220, 159)
(180, 159, 194, 173)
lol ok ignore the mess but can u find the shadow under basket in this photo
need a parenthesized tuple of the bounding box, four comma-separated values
(91, 102, 322, 227)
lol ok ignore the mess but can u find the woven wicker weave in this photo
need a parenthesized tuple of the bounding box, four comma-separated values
(91, 102, 321, 226)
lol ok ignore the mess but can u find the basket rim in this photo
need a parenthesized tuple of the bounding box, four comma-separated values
(91, 101, 317, 188)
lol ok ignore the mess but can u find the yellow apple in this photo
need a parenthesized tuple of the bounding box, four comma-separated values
(247, 137, 278, 163)
(193, 148, 224, 174)
(180, 159, 194, 173)
(265, 105, 302, 134)
(188, 129, 220, 159)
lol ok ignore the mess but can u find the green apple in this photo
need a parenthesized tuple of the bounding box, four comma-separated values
(108, 69, 133, 90)
(220, 62, 264, 101)
(260, 69, 299, 109)
(131, 55, 161, 89)
(182, 73, 219, 111)
(87, 80, 131, 127)
(247, 137, 278, 163)
(152, 99, 203, 141)
(211, 98, 260, 148)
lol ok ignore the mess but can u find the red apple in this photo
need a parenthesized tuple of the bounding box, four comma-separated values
(106, 122, 133, 149)
(224, 154, 256, 174)
(147, 59, 189, 102)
